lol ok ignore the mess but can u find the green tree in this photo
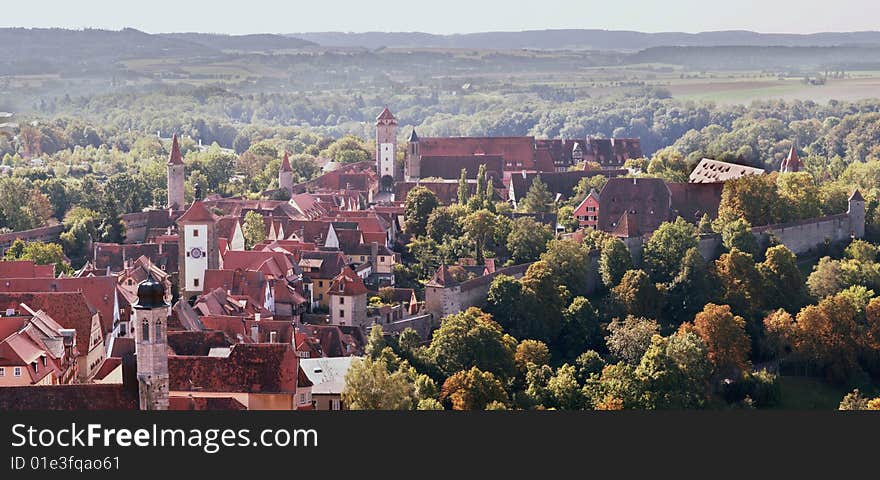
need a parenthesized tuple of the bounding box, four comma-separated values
(539, 239, 592, 297)
(557, 205, 579, 233)
(462, 209, 497, 264)
(242, 210, 266, 250)
(634, 332, 712, 409)
(758, 245, 809, 312)
(403, 186, 440, 237)
(721, 217, 759, 257)
(557, 296, 601, 361)
(506, 216, 553, 264)
(458, 168, 469, 205)
(547, 363, 586, 409)
(605, 316, 660, 365)
(519, 175, 555, 214)
(427, 307, 517, 378)
(599, 238, 633, 288)
(612, 269, 664, 319)
(665, 248, 714, 326)
(440, 367, 508, 410)
(341, 356, 417, 410)
(643, 217, 698, 283)
(3, 240, 70, 275)
(427, 205, 464, 243)
(715, 248, 765, 317)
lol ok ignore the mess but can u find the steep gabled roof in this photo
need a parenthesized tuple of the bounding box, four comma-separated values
(376, 107, 396, 122)
(781, 145, 804, 173)
(328, 267, 368, 296)
(426, 264, 457, 288)
(167, 133, 184, 166)
(177, 200, 218, 224)
(850, 189, 865, 202)
(280, 152, 292, 173)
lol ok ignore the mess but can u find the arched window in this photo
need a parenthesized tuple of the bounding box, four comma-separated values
(155, 319, 163, 342)
(142, 319, 150, 341)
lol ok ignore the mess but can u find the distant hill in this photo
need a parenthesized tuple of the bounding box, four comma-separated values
(160, 33, 317, 52)
(288, 29, 880, 51)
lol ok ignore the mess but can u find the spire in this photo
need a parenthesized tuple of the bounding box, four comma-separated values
(167, 133, 183, 166)
(280, 151, 292, 172)
(781, 143, 803, 173)
(376, 106, 396, 124)
(408, 128, 419, 142)
(849, 189, 865, 202)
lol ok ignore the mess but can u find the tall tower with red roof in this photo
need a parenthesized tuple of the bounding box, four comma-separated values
(780, 143, 804, 173)
(376, 107, 399, 189)
(167, 134, 185, 210)
(279, 151, 294, 194)
(177, 201, 219, 299)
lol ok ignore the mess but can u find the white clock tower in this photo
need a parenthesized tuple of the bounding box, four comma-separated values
(176, 200, 219, 300)
(375, 107, 398, 191)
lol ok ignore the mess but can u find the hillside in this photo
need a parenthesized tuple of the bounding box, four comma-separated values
(289, 29, 880, 51)
(160, 33, 317, 52)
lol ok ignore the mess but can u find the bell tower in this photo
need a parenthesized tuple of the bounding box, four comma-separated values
(177, 200, 219, 299)
(376, 107, 398, 189)
(134, 273, 169, 410)
(167, 134, 185, 210)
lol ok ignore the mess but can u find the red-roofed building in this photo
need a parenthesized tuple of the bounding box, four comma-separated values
(0, 260, 55, 279)
(573, 188, 601, 229)
(328, 267, 368, 328)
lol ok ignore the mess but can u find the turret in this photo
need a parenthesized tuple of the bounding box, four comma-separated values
(848, 189, 865, 239)
(166, 134, 185, 210)
(134, 273, 169, 410)
(405, 128, 421, 181)
(279, 151, 294, 194)
(376, 107, 398, 188)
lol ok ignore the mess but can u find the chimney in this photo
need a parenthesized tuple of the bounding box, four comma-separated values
(370, 241, 379, 269)
(251, 325, 260, 343)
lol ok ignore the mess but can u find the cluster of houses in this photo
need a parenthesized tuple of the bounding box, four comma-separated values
(0, 106, 865, 411)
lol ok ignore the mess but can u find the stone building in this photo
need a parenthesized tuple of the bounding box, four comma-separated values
(133, 274, 170, 410)
(166, 134, 185, 210)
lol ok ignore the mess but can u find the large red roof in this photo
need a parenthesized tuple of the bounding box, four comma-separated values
(418, 137, 537, 170)
(177, 200, 218, 223)
(328, 266, 368, 296)
(167, 133, 184, 166)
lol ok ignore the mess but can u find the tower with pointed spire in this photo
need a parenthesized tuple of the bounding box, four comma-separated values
(376, 107, 399, 188)
(279, 151, 294, 193)
(780, 143, 804, 173)
(405, 128, 421, 181)
(166, 134, 185, 210)
(134, 273, 170, 410)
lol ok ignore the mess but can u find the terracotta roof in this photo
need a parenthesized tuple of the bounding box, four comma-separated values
(0, 261, 54, 279)
(177, 200, 218, 223)
(300, 251, 346, 279)
(426, 264, 457, 288)
(168, 330, 231, 356)
(419, 154, 505, 181)
(780, 145, 804, 173)
(509, 170, 624, 203)
(167, 133, 184, 166)
(0, 292, 97, 355)
(689, 158, 765, 183)
(294, 324, 366, 357)
(417, 136, 537, 171)
(328, 267, 368, 296)
(169, 396, 247, 410)
(169, 343, 298, 393)
(0, 384, 138, 410)
(668, 182, 723, 223)
(597, 177, 672, 237)
(376, 107, 396, 122)
(0, 277, 121, 337)
(280, 151, 292, 173)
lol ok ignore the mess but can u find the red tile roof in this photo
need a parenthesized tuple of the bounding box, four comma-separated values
(0, 384, 138, 410)
(169, 343, 299, 394)
(0, 260, 54, 279)
(168, 133, 184, 166)
(177, 200, 218, 223)
(0, 292, 97, 355)
(597, 177, 672, 237)
(418, 137, 537, 171)
(376, 107, 396, 122)
(280, 151, 292, 173)
(329, 266, 368, 296)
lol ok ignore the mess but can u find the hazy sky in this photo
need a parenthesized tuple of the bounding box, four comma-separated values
(2, 0, 879, 34)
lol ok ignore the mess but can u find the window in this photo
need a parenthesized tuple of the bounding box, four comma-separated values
(300, 393, 306, 404)
(42, 357, 47, 367)
(379, 257, 385, 263)
(331, 399, 341, 410)
(194, 278, 200, 287)
(0, 367, 5, 377)
(32, 362, 38, 373)
(13, 367, 22, 377)
(318, 281, 323, 288)
(142, 320, 150, 341)
(339, 310, 345, 318)
(193, 229, 199, 237)
(155, 320, 162, 341)
(339, 296, 345, 305)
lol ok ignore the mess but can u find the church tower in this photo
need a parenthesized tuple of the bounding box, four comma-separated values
(780, 143, 804, 173)
(376, 107, 398, 189)
(279, 151, 294, 193)
(405, 128, 421, 181)
(134, 273, 170, 410)
(167, 134, 185, 210)
(177, 200, 219, 299)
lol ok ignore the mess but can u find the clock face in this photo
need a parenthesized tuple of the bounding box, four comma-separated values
(190, 247, 203, 259)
